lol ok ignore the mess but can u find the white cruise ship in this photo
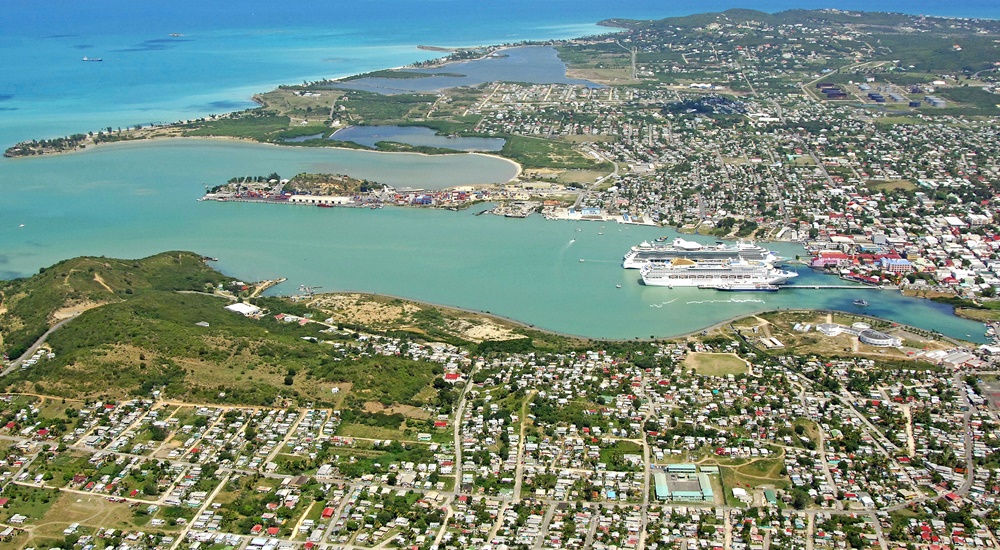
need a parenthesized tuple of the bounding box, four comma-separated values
(622, 237, 776, 269)
(639, 258, 798, 287)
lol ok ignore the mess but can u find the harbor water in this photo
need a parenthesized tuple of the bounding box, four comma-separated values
(0, 138, 987, 341)
(1, 0, 998, 342)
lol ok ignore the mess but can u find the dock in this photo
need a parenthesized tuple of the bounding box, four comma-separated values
(250, 277, 287, 298)
(789, 285, 883, 290)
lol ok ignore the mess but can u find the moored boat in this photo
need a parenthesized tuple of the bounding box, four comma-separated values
(640, 258, 798, 287)
(623, 238, 776, 269)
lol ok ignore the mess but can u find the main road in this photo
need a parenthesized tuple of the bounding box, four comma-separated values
(1, 313, 80, 377)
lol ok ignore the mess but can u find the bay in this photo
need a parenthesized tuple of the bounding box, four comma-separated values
(0, 138, 986, 341)
(1, 0, 997, 342)
(331, 46, 601, 94)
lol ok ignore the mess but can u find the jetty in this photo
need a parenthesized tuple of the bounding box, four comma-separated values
(250, 277, 287, 298)
(789, 285, 884, 290)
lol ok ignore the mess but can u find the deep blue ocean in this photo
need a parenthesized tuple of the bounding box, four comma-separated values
(1, 0, 997, 340)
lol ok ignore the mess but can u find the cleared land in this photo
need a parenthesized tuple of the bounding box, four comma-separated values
(685, 352, 749, 376)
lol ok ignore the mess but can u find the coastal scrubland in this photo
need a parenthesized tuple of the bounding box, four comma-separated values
(0, 254, 589, 408)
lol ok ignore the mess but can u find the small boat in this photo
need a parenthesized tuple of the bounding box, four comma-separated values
(579, 259, 585, 263)
(317, 203, 333, 208)
(616, 284, 622, 288)
(82, 56, 103, 62)
(853, 299, 870, 306)
(655, 236, 669, 242)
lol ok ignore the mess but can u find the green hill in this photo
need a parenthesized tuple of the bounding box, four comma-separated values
(0, 252, 231, 359)
(0, 252, 586, 411)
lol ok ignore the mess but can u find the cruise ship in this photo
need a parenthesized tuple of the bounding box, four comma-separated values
(622, 238, 775, 269)
(639, 258, 798, 287)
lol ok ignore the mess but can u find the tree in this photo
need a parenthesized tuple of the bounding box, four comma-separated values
(791, 488, 810, 509)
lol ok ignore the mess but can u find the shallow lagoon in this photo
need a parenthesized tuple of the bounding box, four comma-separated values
(331, 46, 601, 94)
(331, 126, 506, 152)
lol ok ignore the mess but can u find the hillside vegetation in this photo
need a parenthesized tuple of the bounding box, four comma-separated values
(0, 252, 230, 359)
(0, 253, 586, 409)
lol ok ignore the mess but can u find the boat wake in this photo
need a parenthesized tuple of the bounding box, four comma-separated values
(649, 298, 679, 308)
(685, 298, 766, 304)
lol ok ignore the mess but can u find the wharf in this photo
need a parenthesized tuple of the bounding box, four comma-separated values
(250, 277, 287, 298)
(789, 285, 884, 290)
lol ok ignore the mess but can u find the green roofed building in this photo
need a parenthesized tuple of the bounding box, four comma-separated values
(698, 473, 715, 502)
(655, 469, 717, 502)
(654, 472, 669, 501)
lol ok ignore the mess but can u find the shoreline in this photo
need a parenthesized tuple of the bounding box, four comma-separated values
(2, 41, 546, 162)
(1, 39, 530, 160)
(272, 287, 978, 347)
(7, 134, 524, 183)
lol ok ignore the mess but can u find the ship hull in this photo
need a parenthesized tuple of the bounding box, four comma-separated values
(640, 260, 798, 287)
(623, 238, 776, 268)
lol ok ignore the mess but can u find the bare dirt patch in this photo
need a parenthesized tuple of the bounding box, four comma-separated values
(313, 294, 420, 327)
(51, 300, 108, 321)
(92, 273, 115, 293)
(463, 322, 519, 341)
(363, 401, 431, 420)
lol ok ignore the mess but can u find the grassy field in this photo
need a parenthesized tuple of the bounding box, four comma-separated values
(685, 353, 749, 376)
(337, 90, 437, 124)
(867, 179, 916, 192)
(15, 491, 171, 548)
(955, 307, 1000, 322)
(256, 88, 343, 122)
(0, 484, 60, 528)
(556, 169, 613, 184)
(501, 135, 610, 170)
(183, 114, 296, 140)
(717, 454, 789, 496)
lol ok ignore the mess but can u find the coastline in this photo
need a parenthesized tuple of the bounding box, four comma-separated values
(280, 288, 978, 348)
(1, 42, 520, 160)
(7, 134, 524, 183)
(4, 10, 996, 345)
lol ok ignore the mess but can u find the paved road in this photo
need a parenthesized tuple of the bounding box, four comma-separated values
(1, 314, 80, 377)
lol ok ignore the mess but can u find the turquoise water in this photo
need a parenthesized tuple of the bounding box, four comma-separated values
(330, 126, 506, 151)
(332, 46, 601, 94)
(0, 138, 987, 341)
(1, 1, 997, 341)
